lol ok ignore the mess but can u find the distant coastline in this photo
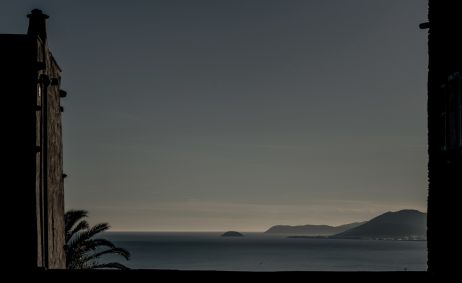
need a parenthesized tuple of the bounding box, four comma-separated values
(267, 209, 427, 241)
(103, 209, 427, 241)
(287, 235, 427, 241)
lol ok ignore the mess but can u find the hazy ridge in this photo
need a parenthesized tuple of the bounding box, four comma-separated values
(265, 209, 426, 240)
(265, 222, 366, 235)
(332, 209, 426, 240)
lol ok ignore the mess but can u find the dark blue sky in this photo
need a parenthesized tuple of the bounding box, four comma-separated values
(1, 0, 428, 231)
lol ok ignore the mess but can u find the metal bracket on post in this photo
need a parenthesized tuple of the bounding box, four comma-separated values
(419, 22, 430, 29)
(38, 74, 50, 87)
(51, 78, 60, 86)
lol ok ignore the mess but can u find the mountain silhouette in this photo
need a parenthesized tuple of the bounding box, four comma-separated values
(333, 209, 426, 239)
(264, 222, 365, 236)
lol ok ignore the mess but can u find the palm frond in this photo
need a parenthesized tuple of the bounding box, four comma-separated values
(66, 220, 89, 243)
(86, 222, 111, 239)
(83, 247, 131, 262)
(65, 210, 88, 236)
(90, 262, 130, 270)
(67, 223, 111, 252)
(67, 237, 118, 267)
(80, 238, 117, 252)
(64, 210, 130, 270)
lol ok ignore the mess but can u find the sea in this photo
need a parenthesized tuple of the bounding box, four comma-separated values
(99, 232, 427, 271)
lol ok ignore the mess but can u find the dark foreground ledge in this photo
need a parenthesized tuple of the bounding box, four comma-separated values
(10, 270, 447, 282)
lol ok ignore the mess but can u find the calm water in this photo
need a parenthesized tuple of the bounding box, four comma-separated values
(100, 232, 427, 271)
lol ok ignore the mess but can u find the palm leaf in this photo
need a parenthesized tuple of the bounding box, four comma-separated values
(78, 238, 117, 254)
(67, 223, 111, 252)
(90, 262, 130, 270)
(64, 210, 130, 270)
(66, 220, 89, 243)
(67, 236, 118, 267)
(65, 210, 88, 236)
(83, 247, 131, 262)
(83, 223, 111, 240)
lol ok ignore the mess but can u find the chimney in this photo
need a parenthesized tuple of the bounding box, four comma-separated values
(27, 9, 49, 43)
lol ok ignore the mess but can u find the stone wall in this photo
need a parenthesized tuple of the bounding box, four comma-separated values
(36, 36, 66, 268)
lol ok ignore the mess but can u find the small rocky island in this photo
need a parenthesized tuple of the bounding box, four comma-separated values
(221, 231, 244, 237)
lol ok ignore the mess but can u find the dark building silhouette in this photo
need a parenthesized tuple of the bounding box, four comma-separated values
(0, 9, 66, 269)
(424, 0, 462, 274)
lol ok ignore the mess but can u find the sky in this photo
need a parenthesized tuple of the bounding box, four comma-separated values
(0, 0, 429, 231)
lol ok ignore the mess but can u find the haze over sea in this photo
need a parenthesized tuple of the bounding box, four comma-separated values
(101, 232, 427, 271)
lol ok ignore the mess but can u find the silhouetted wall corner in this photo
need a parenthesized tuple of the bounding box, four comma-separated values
(27, 9, 49, 43)
(426, 0, 462, 275)
(1, 9, 65, 269)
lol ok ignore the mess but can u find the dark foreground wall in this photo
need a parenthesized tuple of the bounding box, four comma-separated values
(1, 9, 65, 269)
(426, 0, 462, 274)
